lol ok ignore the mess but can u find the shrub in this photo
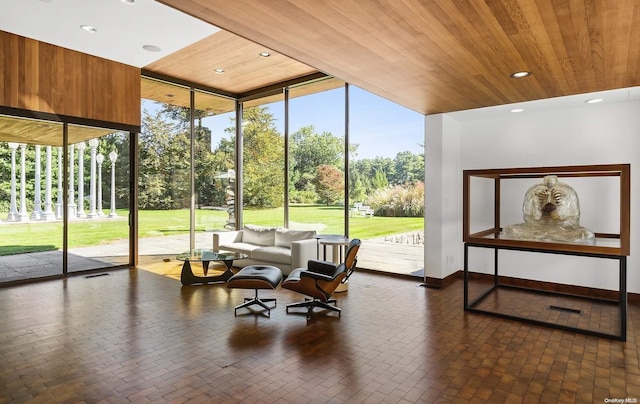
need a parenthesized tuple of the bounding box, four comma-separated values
(289, 190, 318, 204)
(366, 182, 424, 217)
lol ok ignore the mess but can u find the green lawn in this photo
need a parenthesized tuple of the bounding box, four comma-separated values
(0, 205, 423, 256)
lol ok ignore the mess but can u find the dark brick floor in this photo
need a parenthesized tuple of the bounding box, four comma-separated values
(0, 265, 638, 403)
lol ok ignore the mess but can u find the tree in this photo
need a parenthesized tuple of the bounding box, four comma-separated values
(372, 169, 388, 189)
(290, 126, 351, 193)
(138, 109, 190, 209)
(350, 175, 366, 204)
(313, 164, 344, 205)
(393, 150, 424, 184)
(225, 106, 284, 208)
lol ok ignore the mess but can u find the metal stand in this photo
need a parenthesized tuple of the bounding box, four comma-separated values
(464, 242, 627, 341)
(286, 298, 340, 320)
(234, 290, 277, 317)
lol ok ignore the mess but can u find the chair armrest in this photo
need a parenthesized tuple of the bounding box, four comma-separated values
(291, 238, 317, 269)
(213, 230, 243, 250)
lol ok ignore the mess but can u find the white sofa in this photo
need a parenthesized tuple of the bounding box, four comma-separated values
(212, 224, 317, 276)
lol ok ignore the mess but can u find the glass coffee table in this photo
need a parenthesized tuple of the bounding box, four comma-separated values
(177, 249, 247, 286)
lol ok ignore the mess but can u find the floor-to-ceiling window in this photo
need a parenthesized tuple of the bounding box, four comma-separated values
(136, 76, 424, 277)
(348, 86, 425, 275)
(288, 80, 346, 235)
(194, 90, 236, 236)
(139, 78, 193, 255)
(240, 94, 285, 228)
(140, 78, 239, 256)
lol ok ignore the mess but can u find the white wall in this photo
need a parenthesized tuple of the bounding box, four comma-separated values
(425, 97, 640, 293)
(425, 115, 462, 280)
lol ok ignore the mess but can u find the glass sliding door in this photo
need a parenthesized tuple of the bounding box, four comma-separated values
(0, 115, 64, 282)
(66, 124, 131, 272)
(288, 80, 346, 234)
(241, 95, 285, 228)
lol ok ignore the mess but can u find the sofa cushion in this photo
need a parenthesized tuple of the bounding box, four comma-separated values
(218, 242, 262, 255)
(251, 246, 291, 265)
(274, 228, 316, 248)
(242, 224, 276, 246)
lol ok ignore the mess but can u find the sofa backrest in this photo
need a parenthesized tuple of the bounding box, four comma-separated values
(242, 224, 276, 246)
(275, 228, 316, 248)
(242, 224, 316, 248)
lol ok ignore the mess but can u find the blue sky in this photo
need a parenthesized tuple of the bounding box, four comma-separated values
(164, 86, 425, 160)
(289, 86, 424, 160)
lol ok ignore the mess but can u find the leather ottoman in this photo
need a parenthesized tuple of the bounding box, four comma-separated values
(227, 265, 283, 316)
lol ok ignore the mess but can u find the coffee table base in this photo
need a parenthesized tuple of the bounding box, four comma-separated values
(180, 260, 235, 286)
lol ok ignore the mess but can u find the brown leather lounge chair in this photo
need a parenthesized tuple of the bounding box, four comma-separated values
(282, 238, 361, 319)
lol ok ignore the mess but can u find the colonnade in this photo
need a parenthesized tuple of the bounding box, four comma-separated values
(5, 140, 119, 222)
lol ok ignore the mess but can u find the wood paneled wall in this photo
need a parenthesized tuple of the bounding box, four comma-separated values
(0, 31, 140, 126)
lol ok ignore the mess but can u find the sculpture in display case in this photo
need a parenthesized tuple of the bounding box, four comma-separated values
(462, 164, 630, 340)
(501, 175, 595, 244)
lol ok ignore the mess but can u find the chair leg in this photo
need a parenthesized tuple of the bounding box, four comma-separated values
(234, 289, 276, 317)
(285, 298, 341, 319)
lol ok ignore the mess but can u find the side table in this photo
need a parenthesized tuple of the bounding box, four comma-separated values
(315, 235, 350, 292)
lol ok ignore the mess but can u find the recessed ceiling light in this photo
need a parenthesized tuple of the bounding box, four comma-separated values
(511, 108, 524, 113)
(585, 98, 603, 104)
(259, 52, 271, 58)
(142, 45, 161, 52)
(214, 68, 225, 74)
(121, 0, 135, 4)
(80, 25, 97, 33)
(510, 71, 531, 79)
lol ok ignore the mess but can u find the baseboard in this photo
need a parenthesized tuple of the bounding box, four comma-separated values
(423, 271, 462, 289)
(453, 270, 640, 303)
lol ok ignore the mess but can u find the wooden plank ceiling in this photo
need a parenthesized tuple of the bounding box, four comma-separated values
(156, 0, 640, 115)
(0, 115, 117, 147)
(141, 29, 348, 112)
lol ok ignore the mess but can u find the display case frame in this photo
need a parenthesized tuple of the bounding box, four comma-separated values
(463, 164, 630, 256)
(462, 164, 630, 341)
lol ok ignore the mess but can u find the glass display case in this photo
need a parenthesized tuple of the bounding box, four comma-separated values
(462, 164, 630, 341)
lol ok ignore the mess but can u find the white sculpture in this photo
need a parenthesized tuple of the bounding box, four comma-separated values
(502, 175, 595, 244)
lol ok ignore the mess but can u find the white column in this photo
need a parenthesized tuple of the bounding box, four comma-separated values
(96, 153, 105, 216)
(108, 151, 118, 218)
(31, 145, 43, 220)
(56, 146, 64, 219)
(18, 143, 28, 221)
(68, 144, 76, 218)
(76, 141, 86, 218)
(87, 138, 99, 218)
(42, 145, 56, 220)
(6, 142, 19, 221)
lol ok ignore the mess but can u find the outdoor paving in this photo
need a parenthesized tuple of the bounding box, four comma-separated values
(0, 232, 424, 283)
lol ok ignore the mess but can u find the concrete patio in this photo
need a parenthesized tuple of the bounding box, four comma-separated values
(0, 232, 425, 284)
